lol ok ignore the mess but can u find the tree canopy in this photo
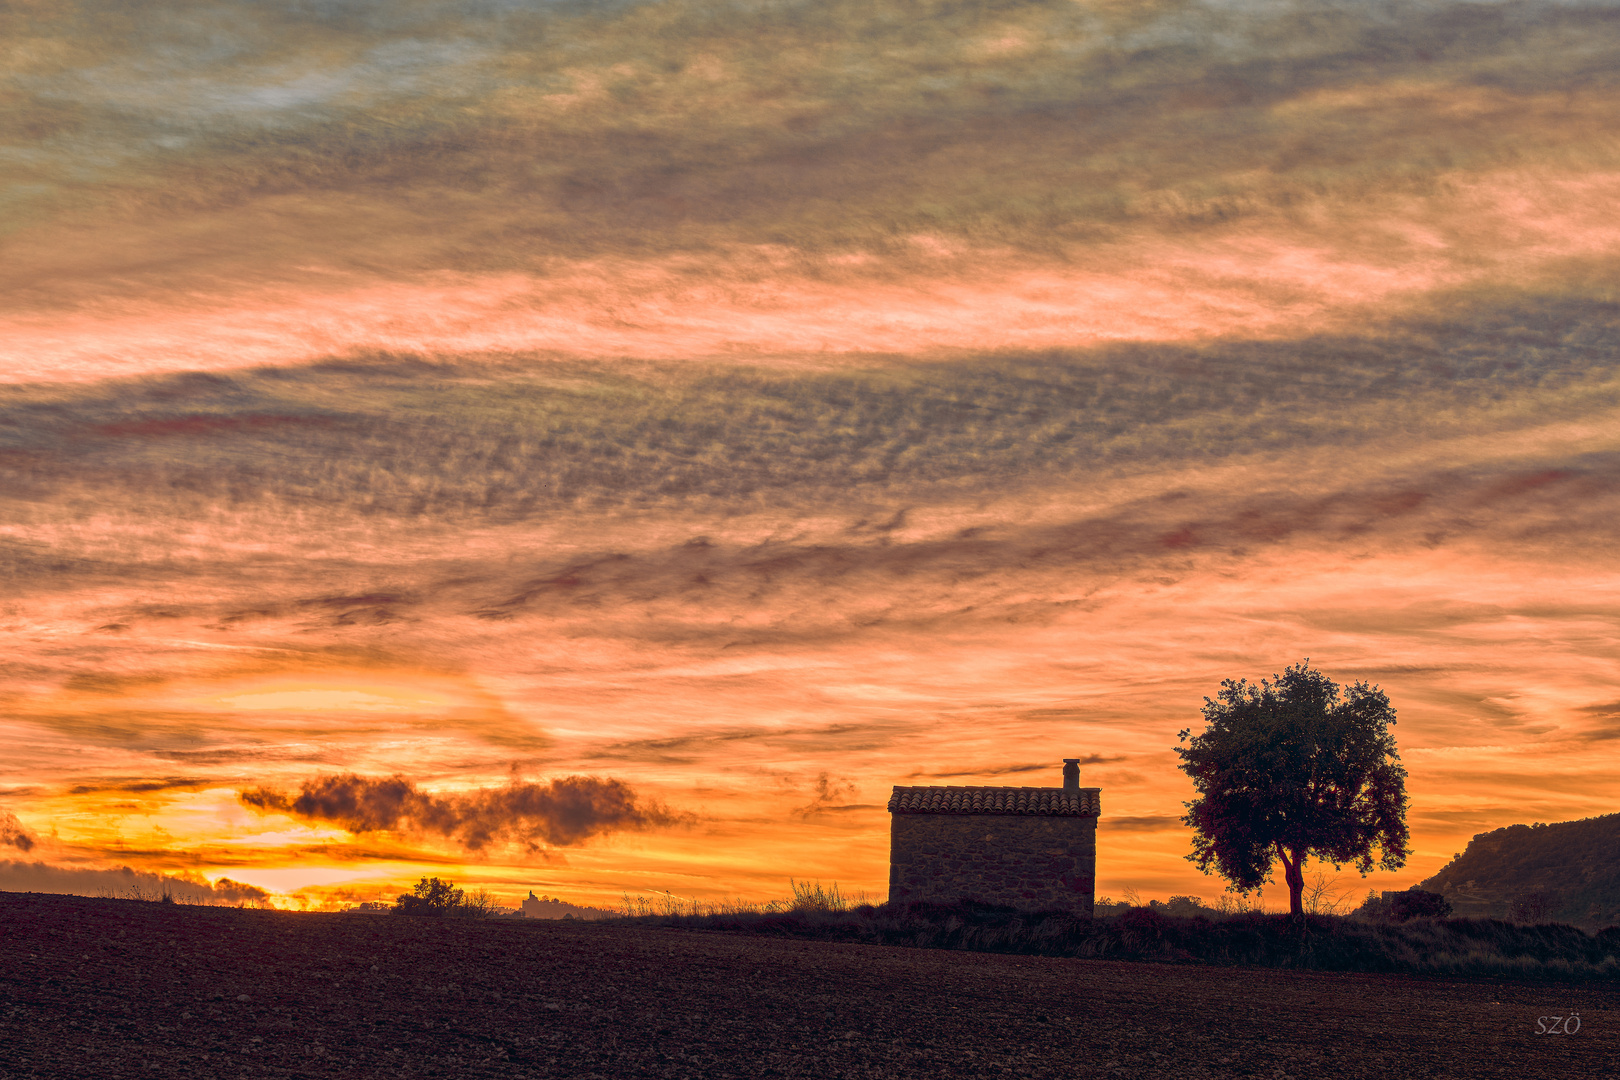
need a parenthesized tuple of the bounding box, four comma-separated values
(395, 876, 465, 917)
(1175, 661, 1409, 917)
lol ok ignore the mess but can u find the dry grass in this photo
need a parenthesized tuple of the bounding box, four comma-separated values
(619, 879, 871, 919)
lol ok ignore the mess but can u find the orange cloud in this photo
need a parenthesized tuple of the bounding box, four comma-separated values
(7, 0, 1620, 912)
(5, 169, 1620, 384)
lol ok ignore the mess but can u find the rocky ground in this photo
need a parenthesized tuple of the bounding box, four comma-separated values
(1, 892, 1615, 1079)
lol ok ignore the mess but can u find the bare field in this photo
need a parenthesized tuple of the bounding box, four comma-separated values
(0, 893, 1614, 1079)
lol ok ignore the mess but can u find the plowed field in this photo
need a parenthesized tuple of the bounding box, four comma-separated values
(2, 894, 1614, 1079)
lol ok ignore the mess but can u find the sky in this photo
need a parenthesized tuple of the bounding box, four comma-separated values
(2, 0, 1619, 912)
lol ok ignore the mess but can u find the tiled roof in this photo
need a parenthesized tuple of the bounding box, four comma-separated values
(887, 785, 1101, 816)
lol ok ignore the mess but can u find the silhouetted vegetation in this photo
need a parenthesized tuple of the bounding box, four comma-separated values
(393, 876, 498, 919)
(620, 879, 867, 918)
(1510, 891, 1559, 924)
(609, 900, 1620, 982)
(91, 880, 267, 908)
(1177, 662, 1409, 916)
(1354, 887, 1458, 919)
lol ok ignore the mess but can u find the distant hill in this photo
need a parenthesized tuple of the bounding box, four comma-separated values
(1420, 813, 1620, 927)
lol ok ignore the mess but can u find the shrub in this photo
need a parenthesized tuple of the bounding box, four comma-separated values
(1389, 888, 1452, 922)
(789, 879, 851, 914)
(1509, 890, 1558, 924)
(461, 888, 500, 920)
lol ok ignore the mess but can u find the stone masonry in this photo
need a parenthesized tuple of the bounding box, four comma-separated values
(887, 760, 1101, 915)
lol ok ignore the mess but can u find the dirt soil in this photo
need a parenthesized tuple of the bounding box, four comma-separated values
(2, 893, 1615, 1079)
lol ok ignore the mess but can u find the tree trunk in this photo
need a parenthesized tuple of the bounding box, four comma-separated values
(1277, 843, 1306, 917)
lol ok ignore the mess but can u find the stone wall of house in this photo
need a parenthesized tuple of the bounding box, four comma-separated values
(888, 813, 1097, 915)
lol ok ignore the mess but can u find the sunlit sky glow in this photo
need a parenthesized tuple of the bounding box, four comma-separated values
(3, 0, 1619, 911)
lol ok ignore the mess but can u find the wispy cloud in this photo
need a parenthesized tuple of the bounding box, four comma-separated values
(793, 772, 858, 816)
(915, 764, 1053, 779)
(1571, 701, 1620, 742)
(1105, 816, 1184, 833)
(67, 776, 213, 795)
(4, 0, 1620, 909)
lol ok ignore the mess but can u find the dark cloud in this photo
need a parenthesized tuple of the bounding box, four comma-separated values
(239, 772, 681, 849)
(211, 877, 271, 903)
(2, 809, 36, 852)
(0, 860, 269, 905)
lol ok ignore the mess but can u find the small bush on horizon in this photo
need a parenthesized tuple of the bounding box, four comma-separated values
(392, 876, 497, 919)
(1510, 890, 1559, 924)
(461, 888, 500, 919)
(97, 884, 186, 905)
(1389, 889, 1453, 922)
(790, 879, 854, 914)
(1355, 887, 1454, 923)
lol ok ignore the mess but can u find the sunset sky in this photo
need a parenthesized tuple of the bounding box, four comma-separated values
(3, 0, 1619, 912)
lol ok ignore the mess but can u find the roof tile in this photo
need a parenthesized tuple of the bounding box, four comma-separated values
(887, 785, 1100, 816)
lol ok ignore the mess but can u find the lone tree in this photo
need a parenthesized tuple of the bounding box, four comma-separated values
(395, 876, 465, 916)
(1175, 661, 1409, 917)
(393, 876, 501, 918)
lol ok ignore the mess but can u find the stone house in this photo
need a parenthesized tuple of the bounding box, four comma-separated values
(887, 758, 1100, 914)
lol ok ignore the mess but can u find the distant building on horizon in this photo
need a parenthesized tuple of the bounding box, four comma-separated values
(521, 891, 560, 919)
(520, 891, 605, 920)
(887, 758, 1100, 915)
